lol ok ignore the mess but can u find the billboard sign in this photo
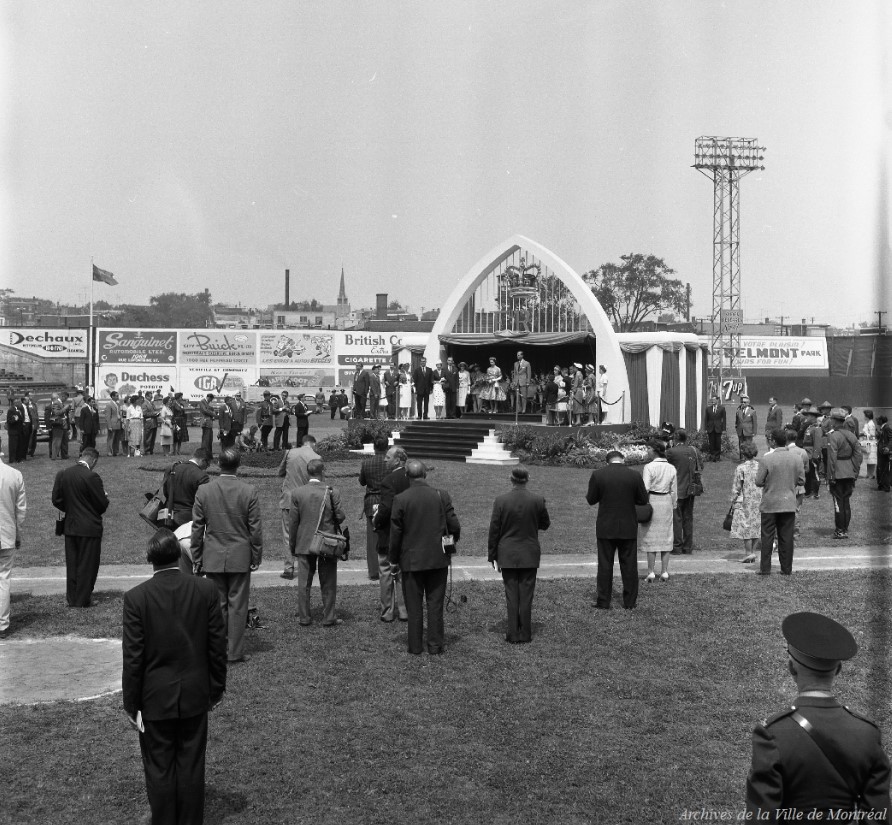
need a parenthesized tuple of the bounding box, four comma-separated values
(178, 330, 257, 364)
(724, 337, 828, 369)
(258, 332, 335, 365)
(178, 367, 255, 402)
(2, 328, 88, 359)
(96, 366, 178, 400)
(97, 329, 178, 363)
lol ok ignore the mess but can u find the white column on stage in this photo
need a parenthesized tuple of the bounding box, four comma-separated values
(645, 345, 663, 427)
(88, 258, 95, 391)
(678, 345, 687, 430)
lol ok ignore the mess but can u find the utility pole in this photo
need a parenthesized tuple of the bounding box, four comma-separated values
(685, 283, 691, 321)
(877, 310, 886, 333)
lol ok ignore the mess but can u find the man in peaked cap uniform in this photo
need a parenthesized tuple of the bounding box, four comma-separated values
(746, 612, 891, 819)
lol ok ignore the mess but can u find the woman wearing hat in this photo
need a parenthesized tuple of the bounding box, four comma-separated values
(582, 365, 599, 426)
(569, 364, 585, 426)
(479, 356, 506, 415)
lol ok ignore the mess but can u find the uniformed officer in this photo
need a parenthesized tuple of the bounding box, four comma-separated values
(746, 612, 891, 819)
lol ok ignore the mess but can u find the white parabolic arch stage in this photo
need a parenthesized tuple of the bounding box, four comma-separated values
(424, 235, 630, 423)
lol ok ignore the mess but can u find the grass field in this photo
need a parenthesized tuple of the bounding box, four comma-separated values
(13, 423, 891, 569)
(2, 570, 891, 824)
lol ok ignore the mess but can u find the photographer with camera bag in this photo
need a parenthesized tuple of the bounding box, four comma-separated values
(388, 459, 461, 655)
(288, 459, 348, 627)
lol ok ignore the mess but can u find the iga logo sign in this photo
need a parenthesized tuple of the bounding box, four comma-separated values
(193, 374, 223, 393)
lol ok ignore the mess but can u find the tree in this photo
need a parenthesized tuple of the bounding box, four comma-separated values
(388, 299, 405, 311)
(111, 290, 214, 328)
(583, 254, 687, 332)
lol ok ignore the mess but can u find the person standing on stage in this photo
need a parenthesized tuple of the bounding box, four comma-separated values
(123, 528, 227, 825)
(51, 447, 109, 607)
(512, 351, 532, 415)
(488, 467, 550, 644)
(411, 358, 433, 420)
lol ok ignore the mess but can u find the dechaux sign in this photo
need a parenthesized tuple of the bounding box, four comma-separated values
(3, 328, 88, 358)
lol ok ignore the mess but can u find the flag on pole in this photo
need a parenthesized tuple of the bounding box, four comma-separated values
(92, 264, 118, 286)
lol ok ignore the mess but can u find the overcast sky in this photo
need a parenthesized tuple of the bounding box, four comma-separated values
(2, 1, 889, 327)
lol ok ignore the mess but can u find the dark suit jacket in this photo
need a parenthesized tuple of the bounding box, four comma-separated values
(488, 486, 550, 567)
(352, 370, 371, 398)
(374, 466, 410, 549)
(122, 569, 227, 721)
(383, 370, 399, 398)
(389, 480, 460, 571)
(412, 366, 433, 396)
(765, 404, 784, 434)
(703, 404, 726, 433)
(191, 475, 263, 572)
(585, 462, 648, 540)
(51, 462, 109, 537)
(168, 460, 210, 525)
(666, 444, 702, 499)
(442, 367, 458, 394)
(6, 403, 24, 432)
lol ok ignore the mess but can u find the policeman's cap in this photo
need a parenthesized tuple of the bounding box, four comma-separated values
(799, 397, 812, 406)
(782, 612, 857, 672)
(818, 400, 832, 410)
(830, 408, 847, 421)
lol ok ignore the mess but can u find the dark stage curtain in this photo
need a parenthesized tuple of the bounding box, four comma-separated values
(623, 351, 649, 424)
(685, 348, 698, 431)
(660, 349, 680, 427)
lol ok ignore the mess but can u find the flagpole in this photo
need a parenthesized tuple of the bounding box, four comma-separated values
(88, 257, 94, 391)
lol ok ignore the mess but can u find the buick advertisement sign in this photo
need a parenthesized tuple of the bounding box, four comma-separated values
(97, 330, 177, 363)
(4, 328, 88, 358)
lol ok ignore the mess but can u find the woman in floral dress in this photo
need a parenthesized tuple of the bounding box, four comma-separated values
(582, 364, 599, 425)
(730, 441, 763, 562)
(457, 362, 470, 413)
(126, 395, 144, 458)
(479, 356, 506, 414)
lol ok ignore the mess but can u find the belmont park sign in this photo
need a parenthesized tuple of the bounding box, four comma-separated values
(4, 328, 88, 358)
(721, 336, 828, 369)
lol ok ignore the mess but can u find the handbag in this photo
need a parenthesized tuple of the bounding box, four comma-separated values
(437, 490, 456, 554)
(139, 462, 181, 528)
(308, 486, 348, 559)
(636, 502, 653, 524)
(689, 455, 704, 497)
(55, 510, 66, 536)
(722, 495, 739, 532)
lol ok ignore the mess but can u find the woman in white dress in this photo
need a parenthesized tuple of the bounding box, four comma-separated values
(431, 360, 446, 419)
(457, 362, 471, 414)
(158, 397, 175, 454)
(398, 365, 412, 420)
(861, 409, 877, 480)
(478, 356, 506, 414)
(638, 439, 678, 581)
(126, 395, 144, 458)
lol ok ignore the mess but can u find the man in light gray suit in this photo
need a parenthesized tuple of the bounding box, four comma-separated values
(288, 459, 347, 627)
(191, 448, 263, 663)
(277, 434, 321, 580)
(105, 392, 123, 457)
(512, 350, 532, 414)
(755, 429, 806, 576)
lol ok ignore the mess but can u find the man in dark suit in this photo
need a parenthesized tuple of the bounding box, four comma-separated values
(229, 391, 247, 437)
(736, 394, 758, 460)
(383, 366, 399, 419)
(191, 448, 262, 663)
(255, 390, 276, 450)
(746, 612, 890, 818)
(765, 397, 783, 436)
(358, 436, 389, 581)
(198, 393, 217, 455)
(352, 364, 372, 420)
(51, 447, 109, 607)
(667, 430, 702, 555)
(703, 394, 726, 462)
(443, 357, 460, 418)
(5, 396, 25, 464)
(273, 391, 291, 450)
(411, 357, 433, 420)
(168, 447, 211, 529)
(123, 528, 227, 825)
(389, 459, 460, 654)
(373, 447, 410, 623)
(488, 467, 550, 643)
(22, 390, 38, 458)
(289, 458, 348, 626)
(78, 396, 100, 453)
(292, 394, 312, 447)
(585, 449, 649, 609)
(218, 395, 236, 450)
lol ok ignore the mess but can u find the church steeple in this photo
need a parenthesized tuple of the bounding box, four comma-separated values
(336, 266, 350, 318)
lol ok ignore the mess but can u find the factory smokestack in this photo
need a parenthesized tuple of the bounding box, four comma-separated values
(285, 269, 290, 307)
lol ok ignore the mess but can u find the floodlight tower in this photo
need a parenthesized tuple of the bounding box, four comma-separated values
(693, 136, 765, 395)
